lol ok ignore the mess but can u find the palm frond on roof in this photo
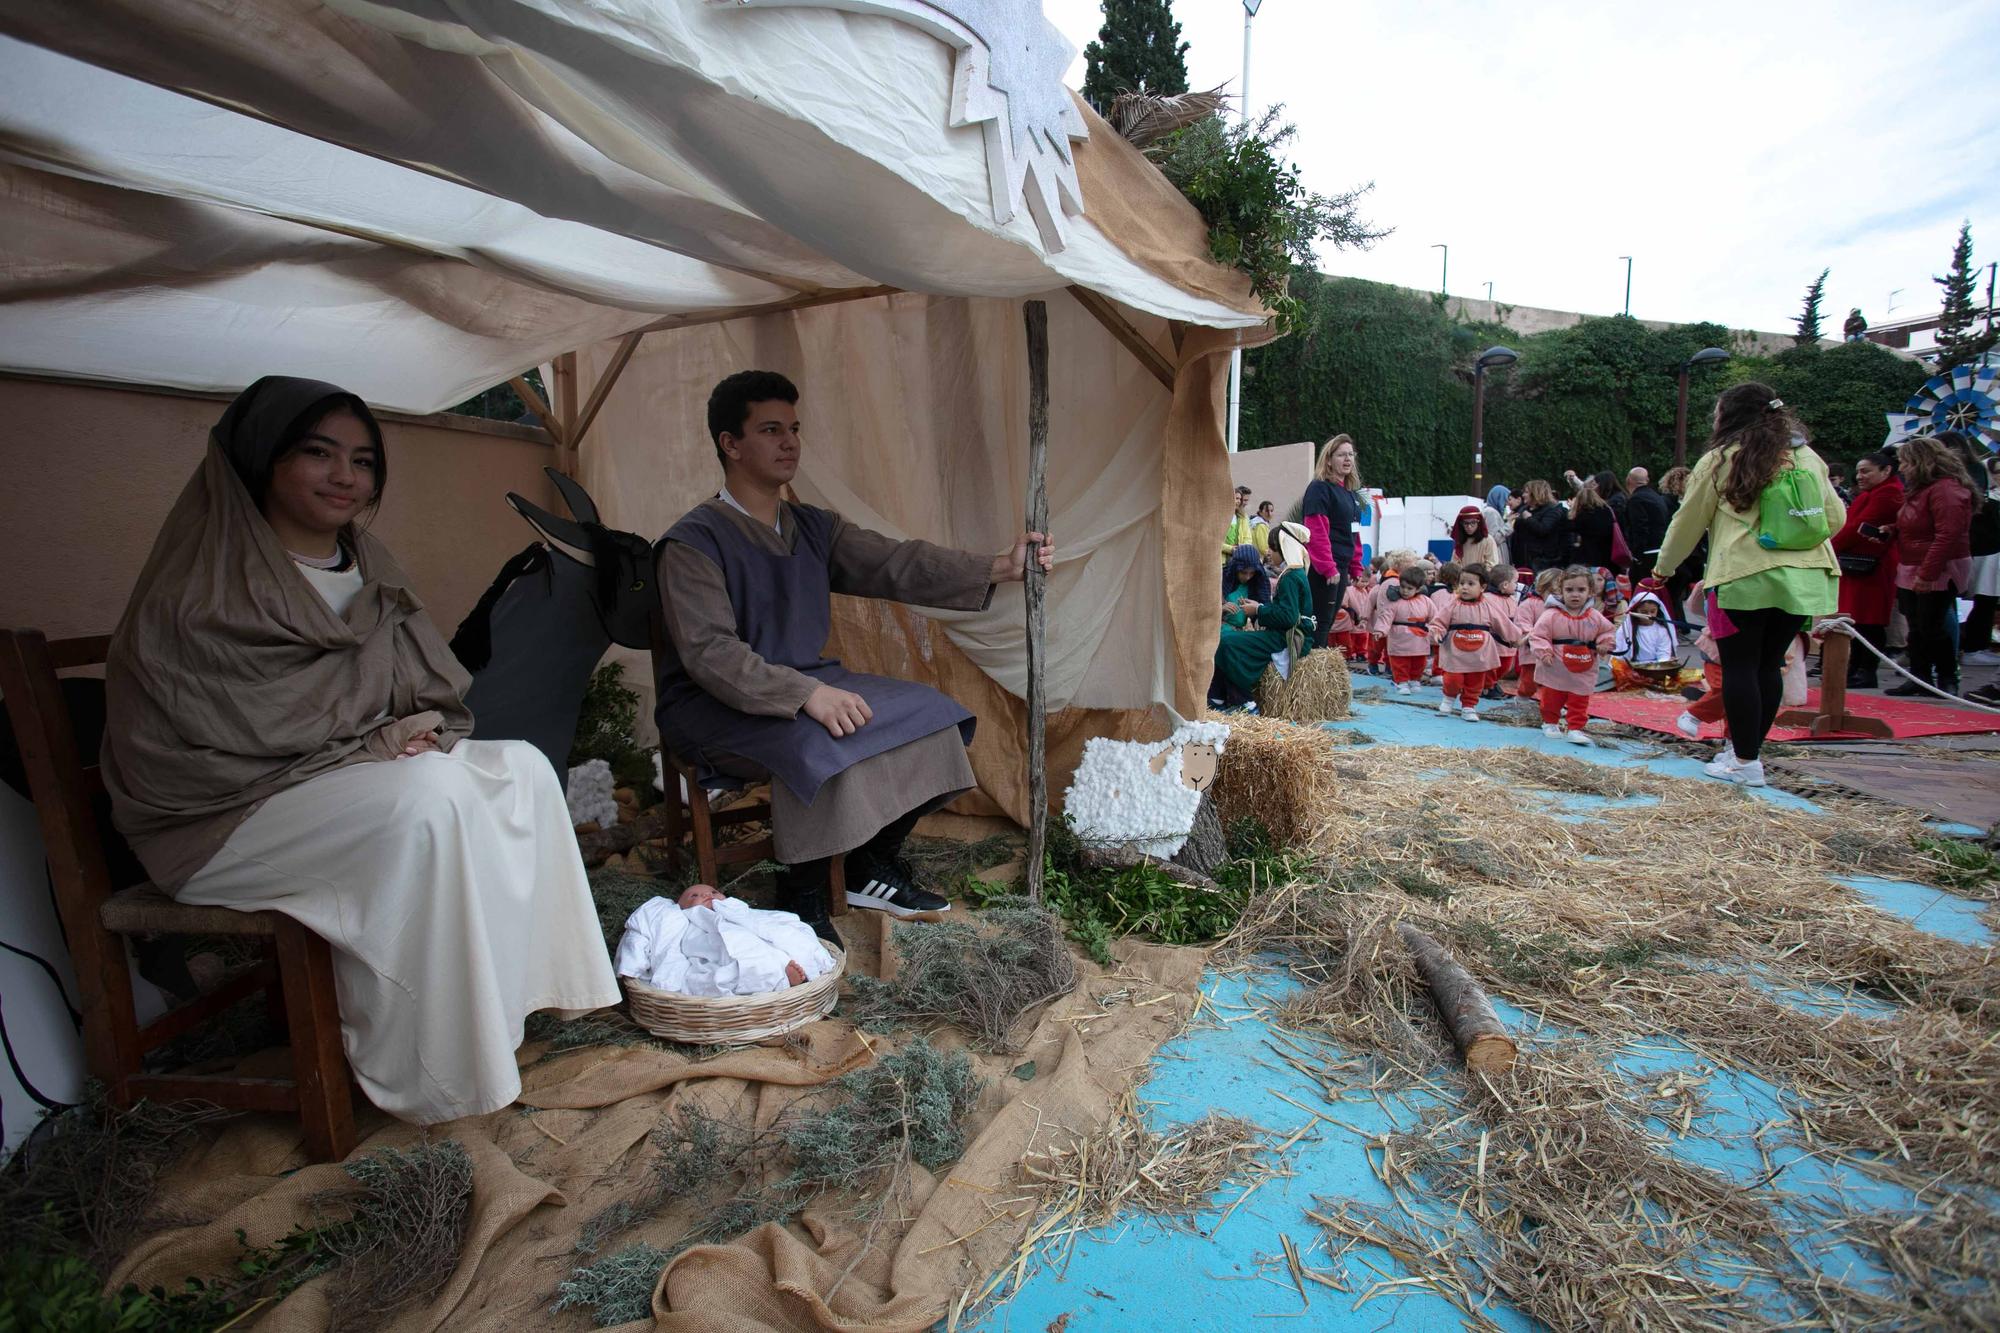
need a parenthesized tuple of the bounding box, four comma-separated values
(1107, 85, 1232, 148)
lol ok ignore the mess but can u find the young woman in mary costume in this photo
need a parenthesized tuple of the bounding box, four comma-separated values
(102, 376, 619, 1126)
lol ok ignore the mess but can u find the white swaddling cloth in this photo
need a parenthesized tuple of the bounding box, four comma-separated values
(615, 897, 836, 997)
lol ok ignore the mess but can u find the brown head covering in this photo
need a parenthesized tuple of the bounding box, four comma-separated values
(103, 378, 472, 891)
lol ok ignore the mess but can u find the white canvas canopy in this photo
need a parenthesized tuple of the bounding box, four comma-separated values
(0, 0, 1272, 825)
(0, 0, 1261, 411)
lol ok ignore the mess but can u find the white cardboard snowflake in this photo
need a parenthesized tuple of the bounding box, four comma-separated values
(723, 0, 1089, 251)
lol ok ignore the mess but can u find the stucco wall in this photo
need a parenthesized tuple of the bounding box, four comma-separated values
(0, 376, 561, 640)
(1227, 439, 1315, 523)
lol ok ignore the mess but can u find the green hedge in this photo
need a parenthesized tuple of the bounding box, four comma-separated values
(1240, 273, 1928, 496)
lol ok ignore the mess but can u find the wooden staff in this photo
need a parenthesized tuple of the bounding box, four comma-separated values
(1023, 300, 1051, 903)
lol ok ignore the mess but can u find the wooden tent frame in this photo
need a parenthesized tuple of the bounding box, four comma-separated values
(520, 286, 1185, 475)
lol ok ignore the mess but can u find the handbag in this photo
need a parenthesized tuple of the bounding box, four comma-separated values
(1836, 552, 1879, 576)
(1609, 517, 1633, 568)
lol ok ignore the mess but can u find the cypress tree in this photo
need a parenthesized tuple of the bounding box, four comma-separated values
(1081, 0, 1190, 112)
(1793, 268, 1828, 347)
(1933, 221, 1997, 368)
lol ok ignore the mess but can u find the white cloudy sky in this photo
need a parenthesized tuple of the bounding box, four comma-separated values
(1041, 0, 2000, 335)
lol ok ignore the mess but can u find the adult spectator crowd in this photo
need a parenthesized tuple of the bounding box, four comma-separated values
(1220, 422, 1998, 709)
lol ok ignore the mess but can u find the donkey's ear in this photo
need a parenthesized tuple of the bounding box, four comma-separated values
(546, 468, 601, 525)
(507, 492, 593, 557)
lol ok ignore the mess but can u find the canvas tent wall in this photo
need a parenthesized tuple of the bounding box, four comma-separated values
(0, 0, 1268, 823)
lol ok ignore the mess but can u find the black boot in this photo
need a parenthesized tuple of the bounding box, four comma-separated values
(776, 860, 842, 947)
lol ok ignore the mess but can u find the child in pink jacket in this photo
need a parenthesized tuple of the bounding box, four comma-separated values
(1371, 567, 1435, 691)
(1514, 567, 1559, 700)
(1530, 566, 1616, 743)
(1430, 564, 1520, 718)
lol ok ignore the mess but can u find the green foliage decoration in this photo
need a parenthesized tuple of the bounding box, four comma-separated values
(1081, 0, 1189, 111)
(569, 661, 657, 798)
(1148, 111, 1387, 330)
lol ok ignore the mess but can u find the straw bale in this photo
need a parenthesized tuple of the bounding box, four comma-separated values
(1255, 648, 1352, 721)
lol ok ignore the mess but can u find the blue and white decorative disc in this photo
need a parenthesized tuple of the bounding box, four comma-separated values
(1885, 362, 2000, 452)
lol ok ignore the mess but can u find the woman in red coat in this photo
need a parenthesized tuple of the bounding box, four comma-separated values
(1889, 435, 1977, 696)
(1831, 449, 1902, 688)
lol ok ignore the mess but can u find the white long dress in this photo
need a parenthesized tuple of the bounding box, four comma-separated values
(176, 562, 620, 1124)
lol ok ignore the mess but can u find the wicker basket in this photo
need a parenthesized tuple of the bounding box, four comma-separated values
(620, 945, 845, 1045)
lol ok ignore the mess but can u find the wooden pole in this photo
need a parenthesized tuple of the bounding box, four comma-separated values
(1023, 300, 1051, 904)
(1395, 923, 1517, 1075)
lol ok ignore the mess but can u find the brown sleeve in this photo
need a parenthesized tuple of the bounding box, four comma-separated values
(826, 514, 995, 611)
(658, 543, 819, 718)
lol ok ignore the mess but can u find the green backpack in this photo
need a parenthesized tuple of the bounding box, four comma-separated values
(1755, 453, 1832, 551)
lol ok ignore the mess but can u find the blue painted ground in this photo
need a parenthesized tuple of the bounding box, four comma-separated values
(970, 672, 1991, 1331)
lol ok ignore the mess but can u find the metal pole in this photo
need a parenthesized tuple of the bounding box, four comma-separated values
(1484, 281, 1493, 303)
(1621, 256, 1632, 316)
(1431, 243, 1447, 296)
(1471, 363, 1486, 495)
(1226, 5, 1256, 454)
(1673, 366, 1690, 470)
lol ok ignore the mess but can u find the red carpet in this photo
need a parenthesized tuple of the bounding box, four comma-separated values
(1587, 687, 2000, 743)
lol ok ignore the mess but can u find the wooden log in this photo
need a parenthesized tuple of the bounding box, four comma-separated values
(1395, 923, 1517, 1075)
(1079, 847, 1222, 893)
(576, 805, 673, 866)
(1023, 299, 1051, 903)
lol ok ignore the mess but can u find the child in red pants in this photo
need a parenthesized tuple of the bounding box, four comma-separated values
(1430, 564, 1519, 719)
(1513, 567, 1558, 699)
(1529, 566, 1615, 744)
(1371, 567, 1435, 692)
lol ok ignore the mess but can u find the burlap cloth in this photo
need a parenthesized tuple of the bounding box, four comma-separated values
(106, 935, 1205, 1331)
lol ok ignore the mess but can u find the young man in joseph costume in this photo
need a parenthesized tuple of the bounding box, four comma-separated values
(653, 371, 1052, 944)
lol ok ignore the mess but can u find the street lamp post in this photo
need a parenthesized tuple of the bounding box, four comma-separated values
(1673, 347, 1730, 469)
(1619, 256, 1633, 316)
(1431, 243, 1448, 295)
(1471, 344, 1518, 495)
(1225, 0, 1265, 454)
(1484, 281, 1494, 303)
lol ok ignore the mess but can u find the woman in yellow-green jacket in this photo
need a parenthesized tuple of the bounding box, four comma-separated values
(1655, 382, 1845, 788)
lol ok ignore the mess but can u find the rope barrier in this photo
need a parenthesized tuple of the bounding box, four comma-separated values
(1812, 614, 2000, 716)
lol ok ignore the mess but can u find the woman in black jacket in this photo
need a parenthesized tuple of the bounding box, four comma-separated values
(1510, 478, 1570, 572)
(1567, 477, 1618, 569)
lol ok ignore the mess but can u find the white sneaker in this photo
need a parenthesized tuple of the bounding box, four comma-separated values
(1674, 711, 1701, 739)
(1396, 681, 1413, 694)
(1704, 750, 1745, 776)
(1462, 706, 1480, 721)
(1542, 723, 1563, 737)
(1565, 729, 1591, 745)
(1438, 696, 1457, 715)
(1963, 650, 2000, 667)
(1711, 758, 1766, 787)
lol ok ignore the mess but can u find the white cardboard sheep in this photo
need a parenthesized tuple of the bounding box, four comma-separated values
(1062, 720, 1230, 859)
(565, 758, 619, 831)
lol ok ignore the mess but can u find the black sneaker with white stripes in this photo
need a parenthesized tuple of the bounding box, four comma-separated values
(845, 857, 951, 916)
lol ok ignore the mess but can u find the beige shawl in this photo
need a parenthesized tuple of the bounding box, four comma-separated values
(104, 380, 472, 890)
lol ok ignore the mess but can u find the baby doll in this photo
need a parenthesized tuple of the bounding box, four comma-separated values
(616, 885, 835, 996)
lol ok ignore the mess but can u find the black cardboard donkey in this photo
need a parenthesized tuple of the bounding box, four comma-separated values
(450, 469, 655, 787)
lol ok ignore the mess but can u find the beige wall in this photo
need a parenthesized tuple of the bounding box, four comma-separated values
(0, 376, 560, 641)
(1228, 440, 1315, 523)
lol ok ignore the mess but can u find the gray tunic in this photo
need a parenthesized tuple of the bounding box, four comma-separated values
(656, 498, 994, 862)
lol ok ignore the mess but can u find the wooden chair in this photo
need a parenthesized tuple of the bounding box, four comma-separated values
(0, 628, 356, 1161)
(655, 746, 845, 917)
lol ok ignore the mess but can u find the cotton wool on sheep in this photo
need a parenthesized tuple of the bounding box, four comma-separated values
(566, 758, 619, 830)
(1062, 721, 1229, 859)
